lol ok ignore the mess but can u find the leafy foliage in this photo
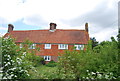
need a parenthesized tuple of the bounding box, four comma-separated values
(45, 60, 57, 67)
(58, 36, 119, 80)
(1, 37, 43, 79)
(1, 32, 119, 80)
(1, 37, 31, 79)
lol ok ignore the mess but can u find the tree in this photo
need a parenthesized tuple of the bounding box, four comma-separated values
(1, 37, 43, 79)
(90, 37, 98, 49)
(1, 37, 31, 79)
(57, 40, 93, 80)
(58, 37, 119, 80)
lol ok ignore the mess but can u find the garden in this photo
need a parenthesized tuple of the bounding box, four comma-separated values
(0, 30, 120, 80)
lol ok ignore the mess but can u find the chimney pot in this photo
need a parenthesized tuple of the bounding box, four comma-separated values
(85, 23, 88, 33)
(49, 23, 57, 32)
(8, 24, 14, 33)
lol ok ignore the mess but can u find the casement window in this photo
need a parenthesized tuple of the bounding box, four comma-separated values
(20, 44, 23, 48)
(58, 44, 68, 49)
(29, 44, 36, 49)
(44, 56, 51, 61)
(74, 45, 84, 50)
(45, 44, 51, 49)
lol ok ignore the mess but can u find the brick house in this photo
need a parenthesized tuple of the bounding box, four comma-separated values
(4, 23, 90, 63)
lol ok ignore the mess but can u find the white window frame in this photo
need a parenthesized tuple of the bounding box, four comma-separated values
(29, 44, 36, 49)
(74, 45, 84, 50)
(44, 56, 51, 61)
(20, 43, 23, 48)
(58, 44, 68, 49)
(45, 44, 51, 49)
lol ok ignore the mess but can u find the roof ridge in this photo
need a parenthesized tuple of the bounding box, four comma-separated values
(12, 29, 86, 32)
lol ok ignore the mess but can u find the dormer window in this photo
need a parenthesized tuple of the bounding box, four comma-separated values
(45, 44, 51, 49)
(58, 44, 68, 49)
(29, 44, 36, 49)
(74, 45, 84, 50)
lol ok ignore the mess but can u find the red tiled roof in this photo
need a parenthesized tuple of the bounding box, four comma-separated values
(4, 29, 89, 44)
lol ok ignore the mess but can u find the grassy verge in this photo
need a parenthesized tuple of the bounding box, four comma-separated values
(29, 65, 58, 79)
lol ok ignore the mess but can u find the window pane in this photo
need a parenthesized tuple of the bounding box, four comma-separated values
(48, 56, 50, 60)
(78, 45, 81, 50)
(75, 45, 81, 50)
(44, 56, 47, 60)
(59, 44, 68, 49)
(33, 44, 36, 49)
(20, 44, 22, 48)
(45, 44, 51, 49)
(81, 45, 84, 50)
(65, 45, 67, 49)
(44, 56, 51, 61)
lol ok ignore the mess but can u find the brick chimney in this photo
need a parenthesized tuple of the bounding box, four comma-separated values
(49, 23, 57, 32)
(8, 24, 14, 33)
(85, 23, 88, 33)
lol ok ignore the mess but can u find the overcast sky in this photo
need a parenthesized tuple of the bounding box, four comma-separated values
(0, 0, 119, 42)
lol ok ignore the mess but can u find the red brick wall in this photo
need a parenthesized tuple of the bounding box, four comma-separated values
(17, 43, 86, 62)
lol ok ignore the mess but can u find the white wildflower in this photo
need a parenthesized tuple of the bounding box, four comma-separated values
(16, 57, 20, 60)
(11, 60, 15, 63)
(86, 70, 89, 72)
(82, 77, 85, 79)
(110, 72, 113, 75)
(23, 52, 26, 56)
(91, 72, 96, 75)
(86, 77, 89, 79)
(11, 74, 14, 77)
(7, 58, 10, 60)
(5, 63, 8, 66)
(0, 70, 3, 73)
(91, 78, 94, 80)
(21, 56, 24, 59)
(96, 71, 99, 74)
(7, 55, 11, 58)
(105, 75, 109, 79)
(113, 77, 116, 79)
(97, 74, 102, 79)
(12, 67, 16, 70)
(7, 62, 11, 65)
(27, 74, 30, 76)
(88, 73, 90, 75)
(24, 70, 28, 73)
(14, 75, 17, 77)
(17, 61, 21, 65)
(3, 76, 7, 79)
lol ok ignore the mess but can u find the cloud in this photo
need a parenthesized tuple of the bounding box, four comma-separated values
(0, 26, 7, 30)
(0, 0, 118, 41)
(60, 0, 118, 42)
(0, 0, 102, 24)
(0, 26, 7, 37)
(23, 14, 47, 27)
(62, 0, 118, 27)
(90, 28, 118, 42)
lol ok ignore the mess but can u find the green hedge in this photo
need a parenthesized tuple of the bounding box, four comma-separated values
(45, 60, 57, 67)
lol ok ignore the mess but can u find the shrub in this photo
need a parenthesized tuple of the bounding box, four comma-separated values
(45, 60, 57, 67)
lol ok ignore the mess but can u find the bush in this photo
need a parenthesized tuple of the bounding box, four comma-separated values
(45, 60, 57, 67)
(32, 55, 45, 67)
(1, 37, 31, 79)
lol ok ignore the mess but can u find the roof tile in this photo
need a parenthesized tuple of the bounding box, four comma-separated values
(4, 29, 89, 44)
